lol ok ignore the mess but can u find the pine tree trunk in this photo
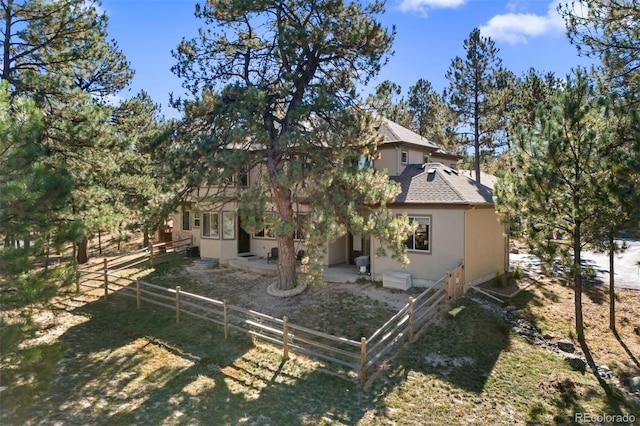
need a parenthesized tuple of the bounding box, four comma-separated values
(143, 227, 150, 248)
(277, 235, 297, 291)
(77, 238, 89, 264)
(609, 232, 616, 332)
(474, 89, 481, 185)
(44, 236, 50, 271)
(574, 220, 585, 342)
(273, 183, 297, 291)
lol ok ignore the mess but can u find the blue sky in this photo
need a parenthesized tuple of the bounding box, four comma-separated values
(101, 0, 594, 119)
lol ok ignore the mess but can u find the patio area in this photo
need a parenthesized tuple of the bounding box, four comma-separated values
(227, 255, 367, 284)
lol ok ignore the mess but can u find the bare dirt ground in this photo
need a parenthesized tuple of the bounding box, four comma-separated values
(140, 259, 426, 337)
(185, 261, 417, 312)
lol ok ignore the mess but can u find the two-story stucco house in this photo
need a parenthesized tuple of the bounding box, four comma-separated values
(172, 117, 507, 288)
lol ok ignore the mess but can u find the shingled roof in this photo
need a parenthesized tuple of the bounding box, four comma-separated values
(378, 118, 442, 150)
(391, 163, 495, 205)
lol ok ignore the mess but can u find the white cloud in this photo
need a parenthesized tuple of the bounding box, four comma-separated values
(398, 0, 467, 15)
(479, 1, 567, 45)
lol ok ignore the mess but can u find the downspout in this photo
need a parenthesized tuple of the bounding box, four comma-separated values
(395, 144, 400, 176)
(463, 207, 467, 287)
(504, 216, 510, 273)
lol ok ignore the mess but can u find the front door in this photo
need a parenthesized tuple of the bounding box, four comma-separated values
(348, 233, 370, 264)
(238, 217, 251, 254)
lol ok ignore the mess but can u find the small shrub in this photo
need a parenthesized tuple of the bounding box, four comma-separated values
(511, 266, 523, 280)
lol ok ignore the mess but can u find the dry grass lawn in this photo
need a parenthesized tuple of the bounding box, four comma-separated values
(1, 250, 639, 425)
(512, 277, 640, 382)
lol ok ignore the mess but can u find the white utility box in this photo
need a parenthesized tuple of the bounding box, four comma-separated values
(382, 271, 412, 290)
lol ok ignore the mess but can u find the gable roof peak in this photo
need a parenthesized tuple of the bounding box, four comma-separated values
(392, 162, 495, 205)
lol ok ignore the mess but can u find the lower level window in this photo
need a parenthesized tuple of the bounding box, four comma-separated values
(202, 212, 219, 238)
(254, 214, 276, 239)
(406, 216, 431, 252)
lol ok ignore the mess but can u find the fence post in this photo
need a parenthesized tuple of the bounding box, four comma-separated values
(103, 258, 108, 299)
(223, 300, 229, 339)
(75, 267, 80, 294)
(360, 337, 368, 386)
(408, 297, 415, 342)
(136, 278, 141, 309)
(175, 286, 181, 324)
(149, 244, 154, 267)
(282, 316, 289, 361)
(445, 271, 452, 300)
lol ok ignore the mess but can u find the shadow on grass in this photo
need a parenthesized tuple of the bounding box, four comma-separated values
(581, 280, 607, 305)
(578, 338, 635, 416)
(0, 341, 67, 421)
(614, 330, 640, 370)
(508, 279, 639, 418)
(1, 291, 373, 425)
(371, 300, 511, 394)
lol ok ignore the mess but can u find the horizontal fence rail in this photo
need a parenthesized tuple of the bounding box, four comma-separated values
(78, 248, 465, 385)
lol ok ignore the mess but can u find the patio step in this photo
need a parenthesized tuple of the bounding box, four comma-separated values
(235, 254, 261, 262)
(192, 259, 218, 269)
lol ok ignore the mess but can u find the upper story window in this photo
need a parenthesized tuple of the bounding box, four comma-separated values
(424, 155, 430, 164)
(239, 166, 249, 187)
(358, 156, 373, 170)
(405, 216, 431, 253)
(401, 151, 408, 165)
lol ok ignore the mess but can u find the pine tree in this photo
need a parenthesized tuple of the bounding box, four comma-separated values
(406, 78, 457, 149)
(560, 0, 640, 96)
(0, 83, 73, 295)
(1, 0, 134, 263)
(585, 91, 640, 332)
(1, 0, 132, 99)
(111, 91, 176, 248)
(495, 69, 638, 342)
(445, 28, 512, 184)
(560, 0, 640, 331)
(366, 80, 410, 125)
(171, 0, 412, 291)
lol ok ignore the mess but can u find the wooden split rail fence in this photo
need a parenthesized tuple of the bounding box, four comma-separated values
(76, 237, 192, 293)
(79, 252, 465, 385)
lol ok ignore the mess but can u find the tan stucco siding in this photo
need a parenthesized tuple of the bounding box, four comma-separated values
(199, 237, 221, 260)
(375, 146, 398, 175)
(250, 238, 278, 259)
(430, 153, 458, 169)
(171, 210, 193, 244)
(372, 207, 465, 286)
(326, 234, 347, 266)
(374, 145, 432, 177)
(464, 207, 507, 286)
